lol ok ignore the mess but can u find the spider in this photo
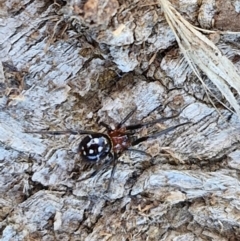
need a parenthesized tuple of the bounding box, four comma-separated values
(26, 108, 190, 191)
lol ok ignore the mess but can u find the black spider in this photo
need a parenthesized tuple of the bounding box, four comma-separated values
(26, 108, 190, 191)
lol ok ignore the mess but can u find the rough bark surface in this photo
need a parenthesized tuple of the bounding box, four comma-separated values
(1, 0, 240, 240)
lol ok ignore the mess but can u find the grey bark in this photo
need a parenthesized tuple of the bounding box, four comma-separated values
(1, 0, 240, 240)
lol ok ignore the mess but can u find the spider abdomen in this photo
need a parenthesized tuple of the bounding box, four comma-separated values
(78, 133, 112, 162)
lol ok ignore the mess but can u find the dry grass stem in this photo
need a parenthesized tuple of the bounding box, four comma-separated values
(159, 0, 240, 117)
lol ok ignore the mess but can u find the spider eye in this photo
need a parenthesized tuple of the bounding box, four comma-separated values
(78, 133, 111, 161)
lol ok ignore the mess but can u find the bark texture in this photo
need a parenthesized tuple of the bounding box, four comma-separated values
(1, 0, 240, 240)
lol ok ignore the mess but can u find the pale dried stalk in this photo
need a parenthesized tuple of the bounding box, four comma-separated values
(159, 0, 240, 117)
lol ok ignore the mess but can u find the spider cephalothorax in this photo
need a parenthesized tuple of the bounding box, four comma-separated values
(26, 107, 190, 191)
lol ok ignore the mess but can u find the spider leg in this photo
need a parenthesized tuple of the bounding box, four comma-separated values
(79, 153, 114, 183)
(99, 107, 137, 131)
(99, 121, 112, 131)
(126, 148, 152, 158)
(131, 122, 191, 146)
(125, 105, 191, 131)
(106, 152, 118, 192)
(125, 115, 181, 131)
(117, 107, 137, 128)
(24, 130, 99, 135)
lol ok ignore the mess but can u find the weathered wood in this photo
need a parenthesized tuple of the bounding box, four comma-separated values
(1, 0, 240, 240)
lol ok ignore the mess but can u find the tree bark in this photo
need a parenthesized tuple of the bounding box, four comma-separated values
(1, 0, 240, 240)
